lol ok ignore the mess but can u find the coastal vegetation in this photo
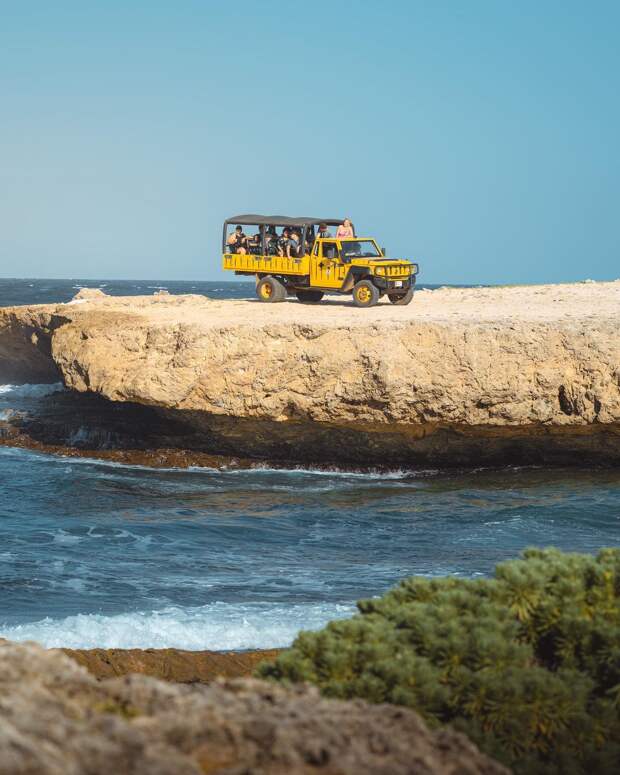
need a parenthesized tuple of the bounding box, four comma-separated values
(259, 548, 620, 774)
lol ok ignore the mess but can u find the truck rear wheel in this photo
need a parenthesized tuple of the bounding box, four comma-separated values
(388, 287, 414, 305)
(256, 276, 286, 303)
(352, 280, 380, 308)
(296, 290, 324, 303)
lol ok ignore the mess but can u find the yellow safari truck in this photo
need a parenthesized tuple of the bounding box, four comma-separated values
(221, 214, 419, 307)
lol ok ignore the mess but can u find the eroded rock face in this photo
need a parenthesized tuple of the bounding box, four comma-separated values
(0, 307, 62, 383)
(47, 287, 620, 427)
(0, 640, 507, 775)
(1, 283, 619, 466)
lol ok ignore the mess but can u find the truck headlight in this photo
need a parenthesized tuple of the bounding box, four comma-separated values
(375, 267, 385, 275)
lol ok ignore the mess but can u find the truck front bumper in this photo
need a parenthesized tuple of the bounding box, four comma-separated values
(373, 275, 416, 291)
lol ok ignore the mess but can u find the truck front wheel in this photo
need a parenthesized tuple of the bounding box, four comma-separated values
(256, 276, 286, 302)
(296, 290, 324, 303)
(388, 287, 414, 305)
(352, 280, 380, 308)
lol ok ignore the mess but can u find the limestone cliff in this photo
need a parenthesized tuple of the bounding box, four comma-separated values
(1, 282, 619, 466)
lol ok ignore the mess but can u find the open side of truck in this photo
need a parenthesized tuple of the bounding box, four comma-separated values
(221, 214, 419, 307)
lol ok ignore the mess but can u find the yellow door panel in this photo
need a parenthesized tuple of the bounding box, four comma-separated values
(310, 241, 345, 289)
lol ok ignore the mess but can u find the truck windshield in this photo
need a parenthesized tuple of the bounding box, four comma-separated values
(340, 240, 381, 258)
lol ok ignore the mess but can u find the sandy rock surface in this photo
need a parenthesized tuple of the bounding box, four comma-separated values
(63, 646, 281, 683)
(0, 640, 506, 775)
(71, 287, 109, 301)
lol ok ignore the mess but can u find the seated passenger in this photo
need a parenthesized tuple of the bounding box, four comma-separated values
(289, 230, 301, 257)
(265, 225, 278, 255)
(277, 228, 292, 257)
(227, 225, 248, 254)
(247, 231, 262, 254)
(317, 223, 331, 239)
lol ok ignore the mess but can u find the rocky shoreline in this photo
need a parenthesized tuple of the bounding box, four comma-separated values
(1, 284, 618, 772)
(1, 282, 619, 468)
(1, 640, 507, 774)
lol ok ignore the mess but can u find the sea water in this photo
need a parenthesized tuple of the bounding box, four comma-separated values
(1, 279, 619, 650)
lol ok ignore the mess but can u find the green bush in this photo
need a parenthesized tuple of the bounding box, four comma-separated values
(259, 549, 620, 773)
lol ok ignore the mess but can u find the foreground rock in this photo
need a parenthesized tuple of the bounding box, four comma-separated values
(63, 646, 282, 682)
(1, 282, 619, 466)
(0, 641, 506, 774)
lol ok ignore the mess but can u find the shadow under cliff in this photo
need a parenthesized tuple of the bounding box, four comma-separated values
(1, 389, 619, 469)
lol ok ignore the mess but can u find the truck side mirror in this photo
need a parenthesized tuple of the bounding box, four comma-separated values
(381, 247, 386, 256)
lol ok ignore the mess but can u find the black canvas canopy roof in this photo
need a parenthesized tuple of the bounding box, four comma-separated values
(225, 214, 343, 227)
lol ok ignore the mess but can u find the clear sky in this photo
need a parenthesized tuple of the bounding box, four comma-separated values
(1, 0, 618, 284)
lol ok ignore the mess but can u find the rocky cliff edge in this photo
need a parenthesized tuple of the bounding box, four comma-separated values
(1, 282, 619, 466)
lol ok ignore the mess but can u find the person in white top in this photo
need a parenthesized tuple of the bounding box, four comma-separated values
(336, 218, 355, 239)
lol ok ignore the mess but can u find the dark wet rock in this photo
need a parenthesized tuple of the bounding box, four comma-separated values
(2, 387, 620, 470)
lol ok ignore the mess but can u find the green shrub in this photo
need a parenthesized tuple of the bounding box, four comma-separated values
(259, 549, 620, 774)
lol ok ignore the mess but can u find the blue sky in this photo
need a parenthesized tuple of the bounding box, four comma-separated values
(1, 0, 618, 284)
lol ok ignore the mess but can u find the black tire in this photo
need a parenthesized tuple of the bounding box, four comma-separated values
(296, 290, 324, 303)
(388, 287, 414, 305)
(352, 279, 380, 308)
(256, 275, 286, 303)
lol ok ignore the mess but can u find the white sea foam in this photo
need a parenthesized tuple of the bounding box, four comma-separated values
(0, 602, 355, 650)
(221, 465, 432, 480)
(0, 445, 432, 481)
(0, 383, 64, 399)
(51, 529, 84, 545)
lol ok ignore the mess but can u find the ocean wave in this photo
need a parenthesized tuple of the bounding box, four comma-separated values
(0, 601, 355, 650)
(210, 465, 436, 481)
(0, 382, 65, 399)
